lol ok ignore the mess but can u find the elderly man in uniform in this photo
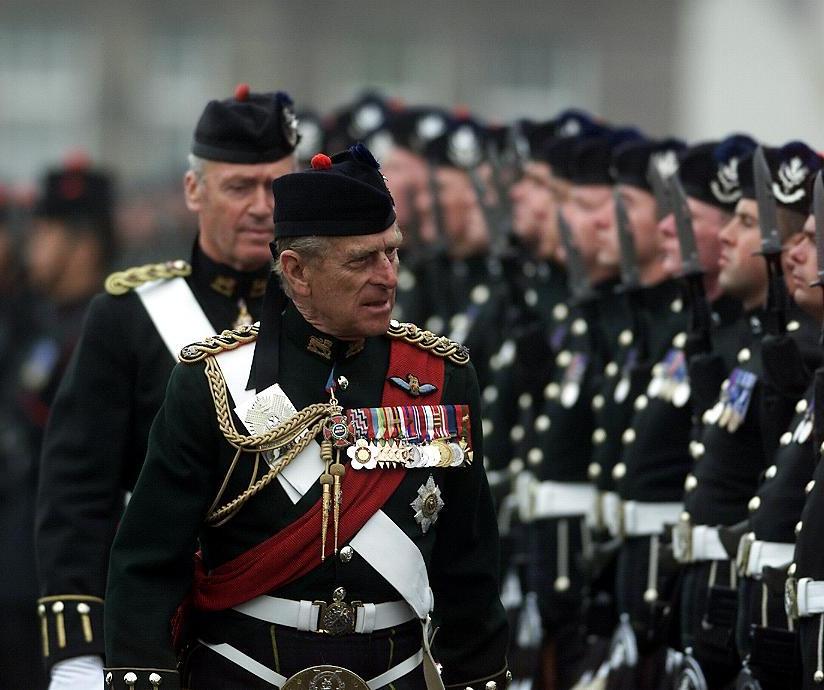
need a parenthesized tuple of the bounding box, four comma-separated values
(103, 144, 510, 690)
(35, 84, 299, 689)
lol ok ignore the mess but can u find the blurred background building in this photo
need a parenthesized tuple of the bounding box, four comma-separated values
(2, 0, 822, 189)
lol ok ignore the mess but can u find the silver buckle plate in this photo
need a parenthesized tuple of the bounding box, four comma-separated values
(314, 587, 362, 635)
(672, 518, 692, 563)
(282, 665, 370, 690)
(785, 576, 798, 619)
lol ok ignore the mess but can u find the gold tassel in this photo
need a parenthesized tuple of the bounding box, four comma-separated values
(38, 604, 49, 657)
(320, 439, 334, 561)
(77, 602, 93, 643)
(52, 601, 66, 649)
(330, 450, 345, 554)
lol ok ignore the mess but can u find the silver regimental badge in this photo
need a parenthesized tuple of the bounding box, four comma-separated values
(351, 103, 383, 138)
(416, 113, 447, 143)
(651, 150, 678, 179)
(773, 157, 809, 204)
(448, 125, 482, 168)
(282, 103, 299, 147)
(710, 157, 742, 203)
(411, 475, 444, 534)
(239, 386, 299, 468)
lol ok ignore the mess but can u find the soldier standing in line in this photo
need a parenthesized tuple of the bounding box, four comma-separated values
(566, 135, 687, 689)
(103, 143, 510, 689)
(414, 115, 502, 386)
(599, 136, 754, 687)
(34, 84, 300, 689)
(517, 126, 641, 689)
(732, 143, 823, 690)
(486, 111, 597, 682)
(672, 141, 821, 688)
(784, 180, 824, 689)
(363, 105, 451, 326)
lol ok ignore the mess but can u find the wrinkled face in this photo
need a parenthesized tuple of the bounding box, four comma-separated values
(564, 185, 614, 272)
(381, 148, 428, 233)
(657, 197, 729, 277)
(186, 156, 296, 271)
(299, 225, 402, 339)
(718, 199, 766, 305)
(617, 185, 662, 270)
(25, 218, 74, 291)
(787, 214, 823, 319)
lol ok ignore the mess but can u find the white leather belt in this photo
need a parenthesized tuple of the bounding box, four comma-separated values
(786, 577, 824, 618)
(672, 523, 728, 563)
(530, 480, 596, 522)
(736, 536, 794, 578)
(201, 640, 423, 689)
(603, 492, 622, 536)
(621, 501, 682, 537)
(233, 595, 415, 634)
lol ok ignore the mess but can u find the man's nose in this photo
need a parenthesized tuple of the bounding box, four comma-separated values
(250, 184, 274, 218)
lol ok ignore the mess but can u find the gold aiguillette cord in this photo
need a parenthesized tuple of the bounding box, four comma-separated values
(320, 377, 348, 560)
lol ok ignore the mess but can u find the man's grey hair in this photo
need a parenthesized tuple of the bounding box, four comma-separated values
(187, 153, 208, 185)
(273, 236, 333, 299)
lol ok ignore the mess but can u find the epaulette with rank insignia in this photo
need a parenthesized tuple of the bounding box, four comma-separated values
(387, 319, 470, 366)
(104, 260, 191, 296)
(179, 324, 259, 363)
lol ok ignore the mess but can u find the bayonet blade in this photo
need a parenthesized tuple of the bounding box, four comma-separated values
(670, 174, 703, 277)
(753, 145, 782, 255)
(613, 189, 641, 289)
(557, 209, 594, 301)
(813, 171, 824, 287)
(647, 158, 672, 221)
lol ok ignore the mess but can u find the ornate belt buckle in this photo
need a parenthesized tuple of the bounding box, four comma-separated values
(314, 587, 362, 635)
(281, 665, 370, 690)
(672, 516, 692, 563)
(736, 532, 755, 576)
(785, 576, 799, 619)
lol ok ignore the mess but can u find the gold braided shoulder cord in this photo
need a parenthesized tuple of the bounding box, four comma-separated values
(104, 260, 191, 295)
(202, 357, 330, 524)
(387, 321, 470, 366)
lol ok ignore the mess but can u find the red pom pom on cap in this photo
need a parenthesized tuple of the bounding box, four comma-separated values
(63, 148, 91, 172)
(311, 153, 333, 170)
(234, 82, 250, 102)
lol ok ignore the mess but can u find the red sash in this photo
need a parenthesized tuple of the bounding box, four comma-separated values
(172, 338, 444, 644)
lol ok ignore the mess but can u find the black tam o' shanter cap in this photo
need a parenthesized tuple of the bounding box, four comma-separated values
(35, 156, 115, 223)
(738, 142, 823, 216)
(272, 143, 396, 238)
(677, 134, 757, 212)
(611, 137, 686, 192)
(192, 83, 299, 164)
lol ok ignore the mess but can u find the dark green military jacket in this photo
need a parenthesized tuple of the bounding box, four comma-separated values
(104, 302, 508, 689)
(616, 295, 743, 504)
(589, 279, 686, 495)
(35, 243, 269, 669)
(684, 308, 774, 526)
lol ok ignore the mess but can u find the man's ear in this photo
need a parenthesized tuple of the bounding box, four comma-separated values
(184, 171, 204, 213)
(280, 250, 312, 297)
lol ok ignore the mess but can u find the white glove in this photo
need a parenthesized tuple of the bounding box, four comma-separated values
(49, 655, 104, 690)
